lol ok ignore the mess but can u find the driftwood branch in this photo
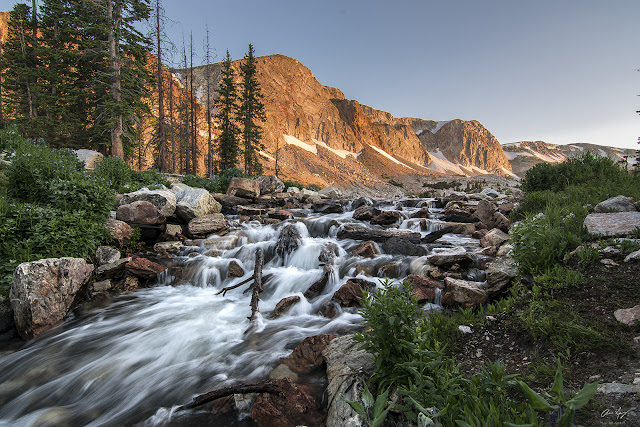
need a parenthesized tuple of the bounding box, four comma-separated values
(216, 275, 254, 296)
(249, 248, 264, 323)
(177, 383, 282, 411)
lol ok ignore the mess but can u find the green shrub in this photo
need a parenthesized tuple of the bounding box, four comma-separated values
(306, 183, 322, 191)
(281, 179, 302, 190)
(181, 167, 249, 194)
(7, 140, 84, 203)
(522, 152, 625, 193)
(0, 198, 110, 297)
(48, 178, 116, 218)
(93, 156, 169, 193)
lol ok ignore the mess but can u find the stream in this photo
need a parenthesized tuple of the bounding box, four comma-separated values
(0, 199, 481, 426)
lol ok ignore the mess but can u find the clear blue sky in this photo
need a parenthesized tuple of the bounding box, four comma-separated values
(4, 0, 638, 149)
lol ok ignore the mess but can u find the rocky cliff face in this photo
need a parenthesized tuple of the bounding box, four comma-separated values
(419, 119, 512, 175)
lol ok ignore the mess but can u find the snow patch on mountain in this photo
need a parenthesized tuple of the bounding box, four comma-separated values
(368, 144, 416, 171)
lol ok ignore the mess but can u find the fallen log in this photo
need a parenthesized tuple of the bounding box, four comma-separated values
(249, 248, 264, 323)
(177, 383, 282, 411)
(216, 275, 254, 296)
(336, 224, 422, 243)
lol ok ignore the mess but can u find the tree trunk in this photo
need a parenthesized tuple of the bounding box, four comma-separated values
(108, 0, 124, 158)
(189, 32, 197, 176)
(155, 0, 168, 171)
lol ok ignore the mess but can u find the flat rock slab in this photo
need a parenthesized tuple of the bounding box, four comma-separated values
(584, 212, 640, 237)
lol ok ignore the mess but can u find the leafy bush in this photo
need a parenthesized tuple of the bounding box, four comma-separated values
(522, 152, 625, 193)
(48, 178, 116, 218)
(7, 139, 84, 203)
(281, 179, 303, 190)
(93, 156, 169, 193)
(181, 167, 249, 194)
(0, 198, 110, 297)
(355, 280, 537, 426)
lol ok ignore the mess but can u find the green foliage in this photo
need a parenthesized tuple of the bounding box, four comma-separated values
(93, 156, 169, 193)
(518, 362, 597, 427)
(521, 152, 625, 193)
(306, 183, 322, 191)
(181, 167, 249, 194)
(422, 180, 461, 190)
(281, 179, 302, 190)
(343, 382, 397, 427)
(575, 246, 599, 267)
(620, 239, 640, 255)
(354, 280, 537, 426)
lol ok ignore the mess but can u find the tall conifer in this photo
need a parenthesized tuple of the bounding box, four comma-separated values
(238, 44, 266, 175)
(214, 50, 239, 172)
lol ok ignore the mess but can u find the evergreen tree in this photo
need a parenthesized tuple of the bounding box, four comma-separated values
(214, 50, 240, 171)
(238, 43, 266, 175)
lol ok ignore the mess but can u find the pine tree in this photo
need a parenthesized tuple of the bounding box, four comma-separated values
(214, 50, 240, 172)
(238, 43, 266, 175)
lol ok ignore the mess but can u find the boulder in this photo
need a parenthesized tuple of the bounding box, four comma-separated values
(485, 256, 517, 295)
(276, 224, 303, 258)
(480, 188, 502, 198)
(594, 195, 637, 213)
(319, 243, 340, 265)
(614, 305, 640, 326)
(319, 300, 339, 318)
(351, 197, 373, 210)
(187, 213, 227, 237)
(169, 183, 190, 193)
(382, 237, 426, 256)
(125, 256, 166, 281)
(164, 224, 184, 240)
(95, 258, 130, 280)
(104, 218, 134, 247)
(312, 201, 343, 214)
(318, 186, 342, 199)
(75, 149, 103, 169)
(299, 188, 322, 203)
(379, 263, 401, 278)
(237, 205, 267, 216)
(473, 199, 510, 232)
(370, 210, 406, 226)
(332, 278, 376, 307)
(256, 175, 285, 195)
(270, 296, 301, 319)
(227, 260, 245, 278)
(323, 335, 374, 427)
(226, 177, 260, 199)
(410, 207, 430, 218)
(10, 258, 94, 339)
(480, 228, 510, 248)
(0, 300, 15, 334)
(352, 241, 379, 258)
(304, 265, 333, 299)
(212, 193, 251, 211)
(428, 247, 473, 267)
(120, 188, 176, 217)
(116, 201, 166, 226)
(441, 222, 476, 235)
(269, 210, 294, 221)
(175, 187, 222, 222)
(153, 241, 182, 253)
(95, 246, 120, 266)
(625, 249, 640, 263)
(91, 280, 112, 293)
(406, 274, 444, 302)
(337, 224, 421, 244)
(584, 212, 640, 237)
(282, 334, 336, 375)
(439, 214, 477, 223)
(441, 277, 488, 308)
(352, 205, 381, 221)
(250, 377, 323, 427)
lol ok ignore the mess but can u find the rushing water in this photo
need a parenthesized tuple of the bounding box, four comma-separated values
(0, 200, 480, 426)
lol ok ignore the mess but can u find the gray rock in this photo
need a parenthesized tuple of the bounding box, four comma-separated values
(0, 300, 14, 334)
(175, 187, 222, 222)
(480, 188, 502, 198)
(75, 149, 103, 169)
(227, 260, 245, 278)
(594, 195, 637, 213)
(226, 177, 260, 199)
(270, 296, 301, 319)
(486, 256, 517, 295)
(382, 237, 426, 256)
(91, 280, 112, 293)
(352, 205, 381, 221)
(614, 305, 640, 326)
(624, 249, 640, 263)
(442, 277, 488, 308)
(164, 224, 184, 239)
(153, 241, 182, 253)
(480, 228, 510, 248)
(351, 197, 373, 210)
(300, 189, 322, 203)
(104, 218, 134, 248)
(428, 247, 473, 267)
(598, 382, 640, 394)
(584, 212, 640, 237)
(116, 201, 166, 226)
(276, 224, 302, 258)
(10, 258, 94, 339)
(323, 335, 374, 427)
(256, 175, 285, 195)
(187, 214, 227, 237)
(95, 246, 121, 266)
(319, 186, 342, 199)
(169, 183, 190, 193)
(120, 188, 176, 217)
(95, 258, 131, 280)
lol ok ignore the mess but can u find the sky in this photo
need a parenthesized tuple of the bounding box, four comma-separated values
(3, 0, 639, 149)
